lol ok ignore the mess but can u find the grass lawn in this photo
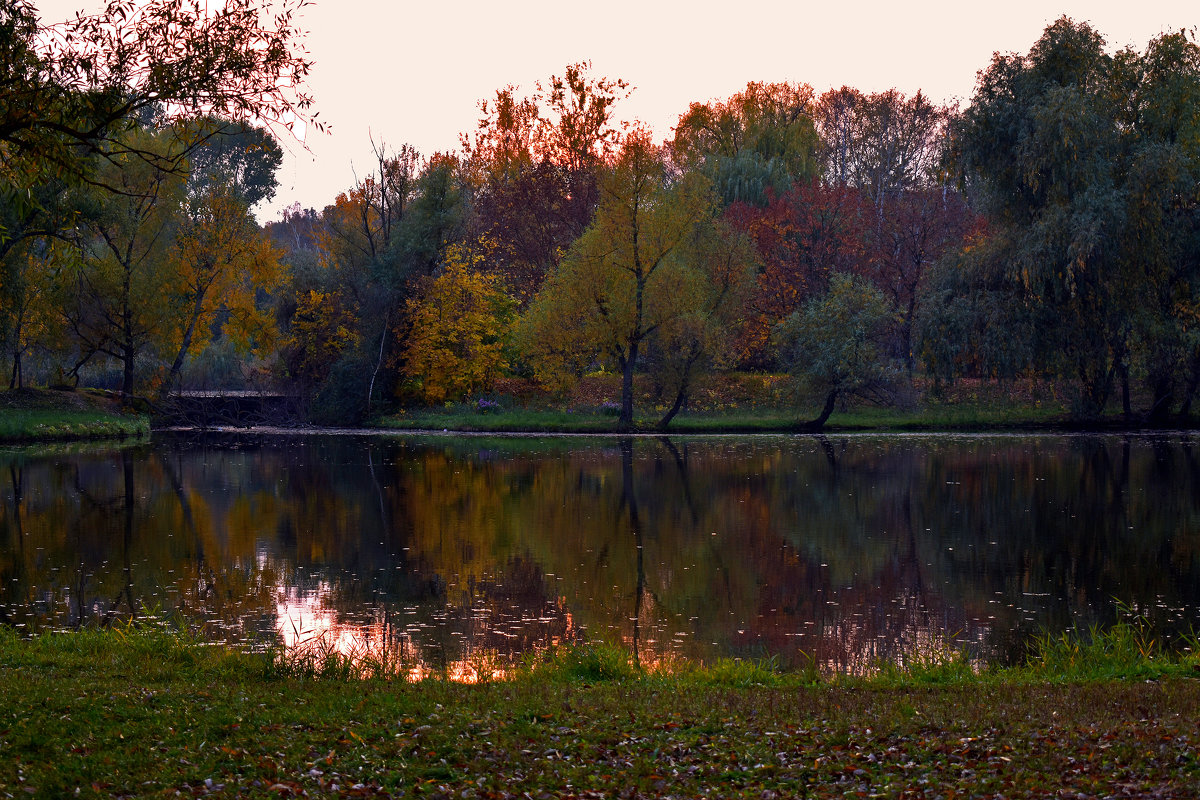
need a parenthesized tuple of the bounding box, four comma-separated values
(1, 626, 1197, 798)
(0, 388, 149, 442)
(372, 374, 1088, 435)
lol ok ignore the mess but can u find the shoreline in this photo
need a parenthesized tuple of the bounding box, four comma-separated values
(4, 386, 1199, 444)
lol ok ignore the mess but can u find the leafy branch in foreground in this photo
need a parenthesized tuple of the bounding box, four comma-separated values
(1, 0, 317, 189)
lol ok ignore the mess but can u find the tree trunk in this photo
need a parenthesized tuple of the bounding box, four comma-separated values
(619, 344, 637, 431)
(1119, 363, 1132, 420)
(122, 342, 136, 399)
(367, 314, 389, 413)
(1179, 354, 1200, 418)
(804, 388, 840, 432)
(1075, 361, 1112, 420)
(1148, 376, 1174, 426)
(903, 295, 918, 377)
(162, 284, 215, 401)
(658, 350, 700, 430)
(658, 380, 689, 431)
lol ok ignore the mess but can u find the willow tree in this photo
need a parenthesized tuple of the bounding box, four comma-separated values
(948, 18, 1200, 419)
(670, 82, 821, 207)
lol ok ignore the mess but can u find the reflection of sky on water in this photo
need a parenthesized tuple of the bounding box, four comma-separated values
(273, 580, 582, 682)
(3, 432, 1200, 678)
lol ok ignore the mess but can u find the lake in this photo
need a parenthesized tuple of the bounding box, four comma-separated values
(2, 431, 1198, 677)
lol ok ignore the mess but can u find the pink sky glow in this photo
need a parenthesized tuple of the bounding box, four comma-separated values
(35, 0, 1198, 221)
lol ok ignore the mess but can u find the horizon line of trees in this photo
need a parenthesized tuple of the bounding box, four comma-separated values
(4, 9, 1200, 429)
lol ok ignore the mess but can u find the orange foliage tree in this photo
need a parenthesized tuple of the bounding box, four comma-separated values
(463, 63, 631, 302)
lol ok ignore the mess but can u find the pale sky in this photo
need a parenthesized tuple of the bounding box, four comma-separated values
(35, 0, 1198, 221)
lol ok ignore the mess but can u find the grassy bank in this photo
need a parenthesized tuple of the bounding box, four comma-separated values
(0, 388, 150, 443)
(2, 625, 1198, 798)
(373, 375, 1088, 434)
(374, 402, 1073, 434)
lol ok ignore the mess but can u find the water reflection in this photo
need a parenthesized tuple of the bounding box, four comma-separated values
(2, 432, 1199, 675)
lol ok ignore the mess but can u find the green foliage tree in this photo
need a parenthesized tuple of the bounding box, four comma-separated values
(774, 272, 896, 430)
(671, 82, 821, 206)
(947, 18, 1200, 419)
(516, 130, 715, 429)
(185, 119, 284, 209)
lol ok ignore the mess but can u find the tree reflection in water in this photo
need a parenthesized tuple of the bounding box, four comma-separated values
(1, 432, 1199, 676)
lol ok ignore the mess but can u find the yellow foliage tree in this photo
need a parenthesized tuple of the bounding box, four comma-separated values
(399, 241, 515, 404)
(284, 290, 361, 385)
(1, 245, 60, 389)
(162, 185, 287, 394)
(515, 130, 716, 429)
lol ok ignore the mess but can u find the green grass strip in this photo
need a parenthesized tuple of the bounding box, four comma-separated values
(1, 625, 1198, 797)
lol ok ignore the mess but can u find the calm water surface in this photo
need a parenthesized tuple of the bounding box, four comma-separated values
(2, 431, 1199, 676)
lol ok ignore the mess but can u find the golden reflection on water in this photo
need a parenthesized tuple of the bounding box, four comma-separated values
(274, 584, 582, 682)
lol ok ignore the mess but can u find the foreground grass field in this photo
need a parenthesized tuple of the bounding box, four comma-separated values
(2, 626, 1198, 798)
(0, 388, 149, 442)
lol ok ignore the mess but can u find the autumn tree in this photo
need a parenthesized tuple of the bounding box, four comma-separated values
(671, 82, 821, 206)
(726, 180, 873, 366)
(64, 129, 187, 396)
(1, 241, 61, 388)
(0, 167, 85, 386)
(517, 130, 714, 430)
(463, 63, 630, 301)
(161, 184, 286, 395)
(398, 240, 515, 404)
(282, 288, 360, 387)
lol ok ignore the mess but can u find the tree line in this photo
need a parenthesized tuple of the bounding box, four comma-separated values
(4, 8, 1200, 429)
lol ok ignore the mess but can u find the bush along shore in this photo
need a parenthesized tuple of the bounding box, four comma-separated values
(0, 388, 150, 443)
(1, 623, 1198, 798)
